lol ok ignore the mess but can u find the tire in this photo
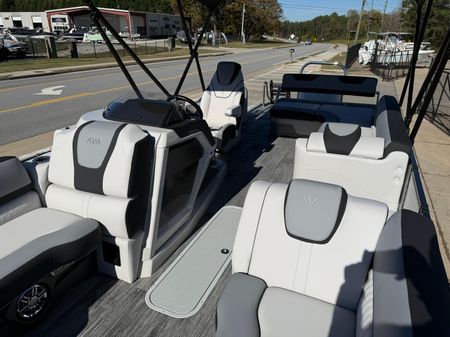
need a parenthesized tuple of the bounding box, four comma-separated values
(6, 283, 52, 326)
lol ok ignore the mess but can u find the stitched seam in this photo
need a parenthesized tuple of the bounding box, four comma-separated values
(247, 184, 271, 274)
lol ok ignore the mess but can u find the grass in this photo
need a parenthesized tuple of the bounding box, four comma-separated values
(220, 40, 294, 49)
(0, 48, 218, 74)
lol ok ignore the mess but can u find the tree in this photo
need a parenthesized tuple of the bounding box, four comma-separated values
(401, 0, 450, 48)
(170, 0, 283, 40)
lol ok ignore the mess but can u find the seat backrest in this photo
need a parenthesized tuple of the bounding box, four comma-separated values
(311, 122, 384, 159)
(233, 179, 388, 311)
(375, 95, 412, 158)
(281, 73, 378, 98)
(372, 210, 450, 337)
(201, 61, 245, 130)
(46, 121, 154, 238)
(0, 156, 41, 225)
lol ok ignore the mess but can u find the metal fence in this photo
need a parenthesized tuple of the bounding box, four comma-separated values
(426, 69, 450, 135)
(25, 39, 171, 59)
(370, 43, 412, 81)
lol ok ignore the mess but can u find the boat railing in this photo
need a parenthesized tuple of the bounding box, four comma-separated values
(300, 60, 347, 75)
(370, 41, 412, 81)
(426, 68, 450, 135)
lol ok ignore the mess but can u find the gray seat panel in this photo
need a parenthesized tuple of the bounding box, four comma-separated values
(259, 287, 355, 337)
(0, 208, 100, 309)
(216, 273, 267, 337)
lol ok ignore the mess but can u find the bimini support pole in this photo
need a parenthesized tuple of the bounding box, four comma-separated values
(407, 26, 450, 128)
(85, 0, 171, 98)
(409, 25, 450, 144)
(86, 2, 143, 99)
(174, 0, 219, 96)
(400, 0, 433, 123)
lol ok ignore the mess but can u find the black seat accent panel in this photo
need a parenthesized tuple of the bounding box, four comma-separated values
(73, 122, 126, 195)
(216, 62, 242, 86)
(323, 124, 362, 155)
(373, 210, 450, 337)
(375, 96, 412, 157)
(104, 99, 179, 128)
(0, 156, 33, 205)
(281, 74, 378, 97)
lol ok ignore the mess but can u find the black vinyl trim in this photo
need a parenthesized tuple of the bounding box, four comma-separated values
(73, 122, 126, 195)
(0, 156, 33, 204)
(378, 96, 412, 156)
(127, 134, 154, 198)
(281, 74, 378, 97)
(216, 124, 236, 152)
(401, 210, 450, 337)
(124, 133, 154, 237)
(170, 119, 215, 146)
(323, 124, 362, 155)
(0, 225, 101, 310)
(0, 183, 33, 205)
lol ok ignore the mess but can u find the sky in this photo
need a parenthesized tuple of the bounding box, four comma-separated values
(280, 0, 402, 21)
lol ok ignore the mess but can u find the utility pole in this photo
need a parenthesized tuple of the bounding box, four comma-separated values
(240, 2, 246, 44)
(379, 0, 388, 34)
(355, 0, 366, 43)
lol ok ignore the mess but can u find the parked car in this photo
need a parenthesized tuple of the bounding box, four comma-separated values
(305, 39, 312, 45)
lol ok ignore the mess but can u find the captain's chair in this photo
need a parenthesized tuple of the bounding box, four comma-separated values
(216, 179, 450, 337)
(293, 95, 412, 211)
(200, 61, 248, 153)
(0, 120, 154, 314)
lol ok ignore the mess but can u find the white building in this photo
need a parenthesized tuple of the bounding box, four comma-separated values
(0, 12, 49, 31)
(1, 8, 185, 38)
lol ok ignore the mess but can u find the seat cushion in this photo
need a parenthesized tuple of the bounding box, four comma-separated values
(46, 184, 145, 238)
(0, 208, 100, 308)
(49, 121, 152, 199)
(258, 287, 355, 337)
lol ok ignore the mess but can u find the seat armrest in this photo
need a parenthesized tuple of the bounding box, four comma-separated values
(225, 105, 242, 118)
(216, 273, 267, 337)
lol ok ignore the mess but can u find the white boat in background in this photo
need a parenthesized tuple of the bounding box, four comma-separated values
(358, 32, 435, 65)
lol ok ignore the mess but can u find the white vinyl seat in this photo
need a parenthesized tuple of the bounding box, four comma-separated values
(46, 120, 154, 282)
(0, 156, 100, 310)
(200, 61, 248, 153)
(293, 95, 412, 211)
(216, 179, 450, 337)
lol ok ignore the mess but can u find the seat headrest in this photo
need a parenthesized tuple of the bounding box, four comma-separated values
(322, 123, 362, 155)
(49, 121, 153, 198)
(216, 62, 242, 86)
(284, 179, 348, 243)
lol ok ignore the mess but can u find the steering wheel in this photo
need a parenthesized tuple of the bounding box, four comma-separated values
(167, 94, 204, 120)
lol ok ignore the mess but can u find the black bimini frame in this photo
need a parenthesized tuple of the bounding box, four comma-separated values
(84, 0, 229, 99)
(398, 0, 450, 144)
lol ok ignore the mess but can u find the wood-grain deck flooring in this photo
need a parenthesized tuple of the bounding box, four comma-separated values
(2, 104, 296, 337)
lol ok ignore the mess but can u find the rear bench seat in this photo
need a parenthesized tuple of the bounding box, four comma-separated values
(293, 95, 412, 211)
(216, 179, 450, 337)
(270, 74, 378, 138)
(0, 120, 153, 309)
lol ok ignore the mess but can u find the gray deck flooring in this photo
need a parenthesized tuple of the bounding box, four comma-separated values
(2, 105, 296, 337)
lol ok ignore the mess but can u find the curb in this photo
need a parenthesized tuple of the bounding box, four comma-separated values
(0, 51, 233, 81)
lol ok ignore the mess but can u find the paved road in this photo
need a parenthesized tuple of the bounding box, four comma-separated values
(0, 43, 331, 145)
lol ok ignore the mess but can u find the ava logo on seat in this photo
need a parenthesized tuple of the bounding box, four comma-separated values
(86, 137, 102, 145)
(302, 195, 320, 207)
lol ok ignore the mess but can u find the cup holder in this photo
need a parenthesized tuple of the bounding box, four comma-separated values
(33, 155, 50, 164)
